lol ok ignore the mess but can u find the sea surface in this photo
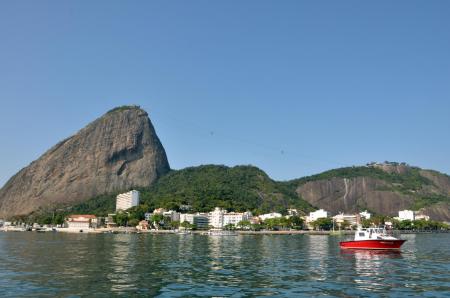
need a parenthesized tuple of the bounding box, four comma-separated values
(0, 232, 449, 297)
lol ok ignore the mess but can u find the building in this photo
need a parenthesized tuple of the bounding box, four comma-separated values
(209, 207, 225, 228)
(179, 213, 209, 229)
(398, 210, 415, 221)
(136, 220, 150, 230)
(287, 209, 299, 216)
(163, 210, 180, 222)
(359, 211, 371, 220)
(309, 209, 328, 222)
(66, 215, 98, 230)
(259, 212, 282, 221)
(332, 213, 358, 227)
(208, 208, 253, 228)
(415, 213, 430, 221)
(115, 190, 140, 211)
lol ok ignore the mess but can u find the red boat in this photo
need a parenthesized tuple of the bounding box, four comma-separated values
(340, 227, 406, 250)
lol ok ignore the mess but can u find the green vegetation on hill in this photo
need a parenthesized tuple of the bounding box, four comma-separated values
(20, 165, 314, 224)
(137, 165, 313, 214)
(289, 165, 431, 192)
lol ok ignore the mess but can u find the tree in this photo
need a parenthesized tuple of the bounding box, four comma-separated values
(290, 216, 304, 230)
(170, 220, 180, 230)
(312, 218, 333, 231)
(339, 220, 351, 230)
(114, 212, 129, 227)
(180, 221, 194, 230)
(237, 220, 251, 230)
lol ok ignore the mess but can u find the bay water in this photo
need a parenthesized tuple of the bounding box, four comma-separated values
(0, 232, 449, 297)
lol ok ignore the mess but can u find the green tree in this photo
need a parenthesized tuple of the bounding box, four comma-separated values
(290, 216, 304, 230)
(237, 220, 251, 230)
(312, 218, 333, 231)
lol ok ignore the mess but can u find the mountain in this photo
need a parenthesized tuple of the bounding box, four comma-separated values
(0, 106, 170, 219)
(287, 162, 450, 221)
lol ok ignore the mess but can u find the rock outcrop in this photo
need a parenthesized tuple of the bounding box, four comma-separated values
(293, 163, 450, 221)
(0, 106, 170, 218)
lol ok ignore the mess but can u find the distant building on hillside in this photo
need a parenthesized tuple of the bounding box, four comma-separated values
(359, 211, 371, 220)
(259, 212, 282, 221)
(66, 215, 99, 230)
(309, 209, 328, 222)
(397, 210, 415, 221)
(116, 190, 140, 211)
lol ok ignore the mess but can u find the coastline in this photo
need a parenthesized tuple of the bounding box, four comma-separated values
(2, 227, 447, 235)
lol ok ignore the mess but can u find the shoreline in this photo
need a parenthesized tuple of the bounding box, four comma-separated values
(2, 228, 448, 235)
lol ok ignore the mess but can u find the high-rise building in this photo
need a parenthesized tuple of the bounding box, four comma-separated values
(116, 190, 140, 211)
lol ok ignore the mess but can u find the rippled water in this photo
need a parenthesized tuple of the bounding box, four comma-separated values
(0, 232, 449, 297)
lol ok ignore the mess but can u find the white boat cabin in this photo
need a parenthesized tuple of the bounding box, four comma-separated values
(354, 227, 397, 241)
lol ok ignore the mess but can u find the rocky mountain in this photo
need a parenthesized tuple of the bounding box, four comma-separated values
(0, 106, 170, 219)
(288, 162, 450, 221)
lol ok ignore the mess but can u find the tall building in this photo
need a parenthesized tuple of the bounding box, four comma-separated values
(208, 207, 253, 228)
(116, 190, 140, 211)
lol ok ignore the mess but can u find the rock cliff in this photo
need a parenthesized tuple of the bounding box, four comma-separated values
(292, 163, 450, 221)
(0, 106, 170, 218)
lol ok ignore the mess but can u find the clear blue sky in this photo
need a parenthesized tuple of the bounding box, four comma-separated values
(1, 1, 449, 187)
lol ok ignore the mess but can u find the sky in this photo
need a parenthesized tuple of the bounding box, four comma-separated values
(0, 1, 449, 187)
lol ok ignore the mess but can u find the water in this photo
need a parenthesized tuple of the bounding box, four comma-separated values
(0, 233, 449, 297)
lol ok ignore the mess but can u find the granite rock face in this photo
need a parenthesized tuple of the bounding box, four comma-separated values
(294, 164, 450, 221)
(0, 106, 170, 218)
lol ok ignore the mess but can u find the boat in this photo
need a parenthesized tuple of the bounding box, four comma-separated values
(340, 227, 406, 250)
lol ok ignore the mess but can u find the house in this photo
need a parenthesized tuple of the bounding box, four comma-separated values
(137, 220, 150, 230)
(66, 215, 98, 231)
(259, 212, 282, 221)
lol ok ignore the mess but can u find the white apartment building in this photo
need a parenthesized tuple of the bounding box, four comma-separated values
(208, 208, 253, 228)
(259, 212, 282, 221)
(332, 213, 358, 226)
(309, 209, 328, 222)
(398, 210, 415, 221)
(116, 190, 140, 211)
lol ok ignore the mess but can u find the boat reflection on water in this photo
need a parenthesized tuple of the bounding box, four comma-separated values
(341, 249, 403, 292)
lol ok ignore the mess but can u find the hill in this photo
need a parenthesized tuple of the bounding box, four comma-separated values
(0, 105, 170, 218)
(287, 162, 450, 221)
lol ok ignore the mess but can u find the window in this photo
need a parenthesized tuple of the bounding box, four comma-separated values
(359, 232, 365, 237)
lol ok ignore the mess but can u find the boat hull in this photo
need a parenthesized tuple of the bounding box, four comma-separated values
(339, 239, 406, 250)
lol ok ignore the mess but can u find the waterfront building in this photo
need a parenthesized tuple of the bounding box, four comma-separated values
(398, 210, 415, 221)
(208, 207, 253, 228)
(137, 220, 150, 230)
(115, 190, 140, 211)
(180, 213, 209, 229)
(309, 209, 328, 221)
(66, 215, 98, 230)
(163, 210, 180, 222)
(333, 213, 358, 227)
(209, 207, 225, 228)
(259, 212, 282, 221)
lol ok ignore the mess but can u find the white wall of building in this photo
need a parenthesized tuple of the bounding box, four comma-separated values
(309, 209, 328, 221)
(259, 212, 282, 221)
(116, 190, 140, 211)
(398, 210, 415, 221)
